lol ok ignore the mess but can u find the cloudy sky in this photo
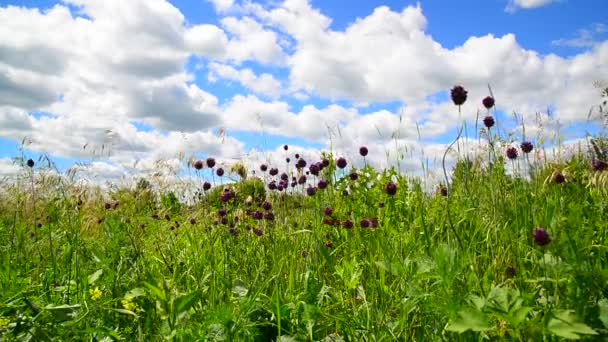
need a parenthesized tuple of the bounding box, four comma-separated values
(0, 0, 607, 182)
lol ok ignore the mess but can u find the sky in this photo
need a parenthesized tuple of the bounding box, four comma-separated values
(0, 0, 607, 184)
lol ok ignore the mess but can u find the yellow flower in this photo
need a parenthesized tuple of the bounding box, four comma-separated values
(121, 296, 138, 312)
(89, 287, 103, 301)
(0, 317, 10, 327)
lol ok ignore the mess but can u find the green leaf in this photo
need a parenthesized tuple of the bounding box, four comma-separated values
(548, 310, 597, 339)
(143, 281, 166, 301)
(174, 290, 200, 315)
(445, 309, 493, 333)
(110, 308, 139, 318)
(126, 287, 146, 298)
(45, 304, 81, 321)
(599, 299, 608, 329)
(88, 269, 103, 285)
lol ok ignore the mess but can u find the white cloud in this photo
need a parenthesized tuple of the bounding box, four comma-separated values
(208, 62, 282, 98)
(552, 23, 607, 48)
(208, 0, 235, 12)
(505, 0, 558, 12)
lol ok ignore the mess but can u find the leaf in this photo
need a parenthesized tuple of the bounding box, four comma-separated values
(126, 287, 146, 298)
(445, 309, 493, 333)
(548, 310, 597, 339)
(88, 269, 103, 285)
(110, 308, 139, 318)
(143, 281, 166, 302)
(174, 290, 200, 315)
(599, 299, 608, 329)
(45, 304, 81, 321)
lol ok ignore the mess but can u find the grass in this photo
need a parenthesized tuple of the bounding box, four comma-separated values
(1, 104, 608, 341)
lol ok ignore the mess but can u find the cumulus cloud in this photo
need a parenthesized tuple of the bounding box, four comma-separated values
(505, 0, 559, 13)
(208, 62, 282, 98)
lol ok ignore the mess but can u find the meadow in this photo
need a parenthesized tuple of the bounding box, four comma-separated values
(1, 86, 608, 341)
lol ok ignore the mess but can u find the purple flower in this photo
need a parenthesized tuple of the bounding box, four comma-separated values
(280, 173, 289, 181)
(252, 211, 263, 220)
(505, 266, 516, 278)
(301, 250, 308, 257)
(264, 212, 275, 221)
(229, 227, 238, 236)
(483, 115, 495, 128)
(342, 219, 353, 229)
(268, 181, 277, 190)
(450, 85, 468, 106)
(336, 157, 347, 169)
(370, 217, 379, 228)
(553, 171, 566, 184)
(306, 186, 316, 196)
(291, 181, 297, 188)
(521, 141, 534, 154)
(296, 158, 307, 169)
(283, 144, 288, 151)
(206, 158, 216, 168)
(323, 207, 333, 216)
(309, 163, 320, 176)
(325, 241, 333, 248)
(360, 219, 371, 228)
(190, 218, 196, 225)
(506, 147, 518, 160)
(318, 179, 328, 189)
(221, 217, 229, 225)
(262, 201, 272, 211)
(321, 159, 330, 167)
(323, 218, 334, 225)
(384, 181, 397, 195)
(269, 168, 279, 176)
(260, 164, 268, 172)
(26, 159, 35, 168)
(349, 172, 358, 181)
(203, 182, 211, 191)
(439, 186, 448, 197)
(194, 160, 204, 170)
(216, 168, 225, 177)
(218, 208, 227, 217)
(482, 96, 495, 109)
(295, 153, 300, 159)
(359, 146, 368, 157)
(298, 175, 307, 185)
(592, 159, 607, 171)
(533, 227, 551, 246)
(254, 228, 264, 236)
(286, 157, 290, 163)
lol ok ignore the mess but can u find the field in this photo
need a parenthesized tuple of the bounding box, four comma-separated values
(1, 103, 608, 341)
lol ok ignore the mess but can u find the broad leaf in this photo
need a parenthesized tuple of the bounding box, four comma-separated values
(548, 310, 597, 339)
(446, 309, 493, 333)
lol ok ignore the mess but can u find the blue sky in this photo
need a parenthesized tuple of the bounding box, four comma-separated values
(0, 0, 606, 180)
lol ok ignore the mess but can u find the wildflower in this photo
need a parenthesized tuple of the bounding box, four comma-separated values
(152, 214, 160, 220)
(254, 228, 263, 236)
(482, 96, 495, 109)
(280, 173, 289, 181)
(323, 218, 334, 225)
(121, 296, 138, 312)
(220, 217, 228, 225)
(553, 171, 566, 184)
(533, 227, 551, 246)
(286, 157, 290, 163)
(0, 317, 10, 327)
(483, 115, 495, 128)
(342, 189, 349, 196)
(218, 208, 227, 217)
(89, 287, 103, 300)
(370, 217, 379, 228)
(229, 227, 238, 236)
(206, 158, 216, 168)
(216, 168, 224, 177)
(269, 168, 279, 176)
(360, 219, 371, 228)
(298, 175, 307, 185)
(439, 186, 448, 197)
(27, 158, 35, 168)
(194, 160, 204, 170)
(359, 146, 368, 157)
(520, 141, 534, 154)
(283, 144, 288, 151)
(378, 201, 385, 208)
(309, 163, 320, 175)
(260, 164, 268, 172)
(262, 201, 272, 211)
(592, 159, 607, 171)
(321, 158, 330, 167)
(296, 158, 307, 169)
(450, 85, 468, 106)
(295, 153, 300, 159)
(252, 211, 263, 220)
(324, 207, 333, 216)
(306, 186, 316, 196)
(336, 157, 347, 169)
(506, 147, 518, 160)
(190, 218, 196, 225)
(318, 179, 328, 189)
(264, 212, 275, 221)
(165, 214, 171, 221)
(291, 181, 297, 187)
(384, 181, 397, 195)
(505, 265, 516, 278)
(349, 172, 358, 180)
(105, 202, 112, 210)
(301, 250, 308, 257)
(268, 181, 277, 190)
(325, 241, 333, 248)
(342, 219, 353, 229)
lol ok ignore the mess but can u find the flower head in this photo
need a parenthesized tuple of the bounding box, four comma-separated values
(283, 144, 288, 151)
(262, 201, 272, 211)
(306, 186, 316, 196)
(506, 147, 518, 160)
(27, 158, 35, 168)
(296, 158, 307, 169)
(298, 175, 307, 185)
(533, 227, 551, 246)
(592, 159, 607, 171)
(324, 207, 333, 216)
(318, 179, 328, 189)
(206, 158, 216, 168)
(260, 164, 268, 172)
(483, 115, 495, 128)
(336, 157, 347, 169)
(203, 182, 211, 191)
(553, 171, 566, 184)
(89, 287, 103, 300)
(360, 219, 371, 228)
(520, 141, 534, 154)
(359, 146, 369, 157)
(216, 168, 225, 177)
(325, 241, 333, 248)
(342, 219, 353, 229)
(194, 160, 204, 170)
(384, 181, 397, 195)
(450, 85, 468, 106)
(269, 168, 279, 176)
(482, 96, 495, 109)
(349, 172, 358, 181)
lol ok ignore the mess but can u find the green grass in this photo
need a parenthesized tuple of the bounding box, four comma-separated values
(1, 139, 608, 341)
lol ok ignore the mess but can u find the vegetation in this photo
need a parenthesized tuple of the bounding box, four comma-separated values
(1, 86, 608, 341)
